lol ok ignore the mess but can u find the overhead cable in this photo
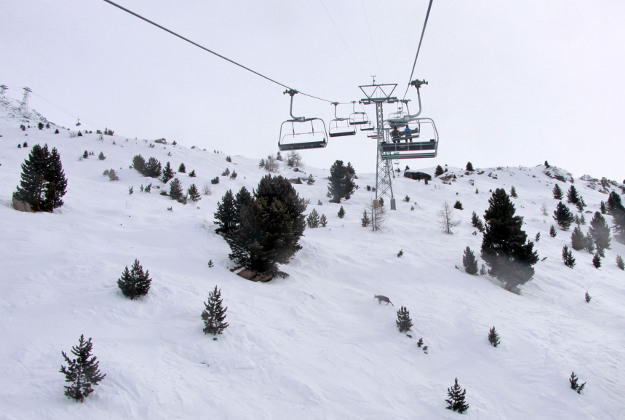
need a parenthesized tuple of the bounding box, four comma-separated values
(102, 0, 344, 104)
(402, 0, 434, 99)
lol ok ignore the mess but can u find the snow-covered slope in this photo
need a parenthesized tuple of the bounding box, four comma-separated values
(1, 99, 624, 419)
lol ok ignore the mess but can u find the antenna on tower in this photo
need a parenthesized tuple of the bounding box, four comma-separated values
(19, 87, 32, 114)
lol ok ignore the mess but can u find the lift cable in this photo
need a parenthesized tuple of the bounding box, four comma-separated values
(360, 0, 382, 75)
(102, 0, 346, 104)
(318, 0, 367, 80)
(402, 0, 434, 100)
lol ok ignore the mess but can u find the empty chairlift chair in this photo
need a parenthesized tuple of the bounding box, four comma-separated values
(328, 102, 356, 137)
(278, 89, 328, 151)
(348, 101, 369, 125)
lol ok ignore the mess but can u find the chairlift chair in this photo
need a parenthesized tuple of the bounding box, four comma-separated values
(328, 102, 356, 137)
(278, 89, 328, 151)
(380, 117, 438, 159)
(348, 101, 369, 125)
(360, 121, 375, 131)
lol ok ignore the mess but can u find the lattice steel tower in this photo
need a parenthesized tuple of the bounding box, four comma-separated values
(19, 87, 32, 114)
(359, 83, 398, 209)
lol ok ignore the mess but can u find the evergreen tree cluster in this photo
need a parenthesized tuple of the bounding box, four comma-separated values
(328, 160, 356, 203)
(463, 247, 478, 275)
(132, 154, 162, 178)
(553, 201, 574, 230)
(215, 175, 306, 275)
(13, 144, 67, 212)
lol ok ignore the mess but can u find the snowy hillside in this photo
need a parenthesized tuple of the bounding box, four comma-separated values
(1, 99, 624, 419)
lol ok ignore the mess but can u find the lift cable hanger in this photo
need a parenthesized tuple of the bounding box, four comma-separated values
(102, 0, 348, 105)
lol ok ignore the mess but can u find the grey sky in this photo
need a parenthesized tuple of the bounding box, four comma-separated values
(3, 0, 624, 180)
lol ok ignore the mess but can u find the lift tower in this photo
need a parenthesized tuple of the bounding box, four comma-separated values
(359, 82, 398, 209)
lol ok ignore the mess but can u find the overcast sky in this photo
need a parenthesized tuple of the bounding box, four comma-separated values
(3, 0, 624, 181)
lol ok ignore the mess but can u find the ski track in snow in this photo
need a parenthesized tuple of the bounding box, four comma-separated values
(1, 101, 625, 419)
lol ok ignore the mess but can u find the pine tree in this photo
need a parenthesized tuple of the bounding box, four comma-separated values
(593, 252, 602, 268)
(178, 163, 186, 173)
(454, 200, 463, 210)
(562, 245, 576, 268)
(600, 201, 607, 214)
(471, 211, 484, 232)
(320, 214, 328, 227)
(98, 151, 106, 160)
(488, 326, 500, 347)
(117, 259, 152, 299)
(481, 188, 538, 291)
(306, 209, 320, 228)
(435, 165, 444, 177)
(466, 162, 474, 171)
(571, 226, 585, 251)
(445, 378, 469, 413)
(327, 160, 356, 203)
(396, 306, 413, 333)
(617, 255, 625, 270)
(553, 201, 574, 230)
(338, 206, 345, 219)
(569, 371, 586, 394)
(584, 232, 595, 253)
(225, 175, 306, 275)
(463, 247, 478, 275)
(566, 185, 580, 204)
(132, 154, 146, 174)
(550, 225, 557, 237)
(169, 178, 184, 202)
(59, 335, 106, 403)
(214, 190, 237, 235)
(552, 184, 563, 199)
(161, 162, 174, 183)
(201, 286, 229, 335)
(589, 211, 611, 253)
(189, 169, 196, 177)
(187, 184, 201, 202)
(585, 291, 592, 303)
(361, 209, 370, 227)
(42, 146, 68, 212)
(510, 186, 518, 198)
(607, 191, 625, 243)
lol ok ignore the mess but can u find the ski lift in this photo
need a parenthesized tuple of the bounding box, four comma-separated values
(386, 100, 411, 128)
(328, 102, 356, 137)
(348, 101, 369, 125)
(75, 118, 81, 127)
(360, 121, 375, 132)
(380, 118, 438, 159)
(278, 89, 327, 151)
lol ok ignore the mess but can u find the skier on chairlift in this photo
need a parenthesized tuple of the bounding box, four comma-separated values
(391, 126, 400, 144)
(404, 125, 412, 143)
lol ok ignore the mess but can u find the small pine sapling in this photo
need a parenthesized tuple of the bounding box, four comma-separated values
(188, 184, 202, 202)
(593, 252, 602, 268)
(98, 151, 106, 160)
(463, 246, 478, 275)
(201, 286, 229, 336)
(562, 245, 576, 268)
(535, 232, 540, 242)
(225, 155, 232, 162)
(510, 186, 518, 198)
(396, 306, 413, 333)
(320, 214, 328, 227)
(128, 186, 133, 195)
(189, 169, 196, 177)
(82, 150, 88, 159)
(306, 209, 320, 228)
(488, 326, 500, 347)
(178, 163, 186, 173)
(59, 335, 106, 402)
(454, 200, 463, 210)
(338, 206, 345, 219)
(585, 291, 591, 303)
(117, 259, 152, 299)
(569, 371, 586, 394)
(361, 209, 370, 227)
(617, 255, 625, 270)
(417, 338, 424, 348)
(404, 195, 410, 202)
(445, 378, 469, 413)
(397, 249, 404, 258)
(221, 168, 230, 177)
(471, 211, 484, 232)
(480, 264, 487, 275)
(211, 176, 219, 184)
(550, 225, 557, 237)
(208, 260, 214, 268)
(230, 170, 238, 180)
